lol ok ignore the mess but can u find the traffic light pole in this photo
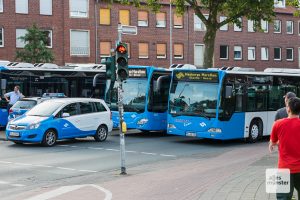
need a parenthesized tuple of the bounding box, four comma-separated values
(117, 23, 127, 175)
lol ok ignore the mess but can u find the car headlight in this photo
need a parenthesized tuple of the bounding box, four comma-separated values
(28, 123, 40, 129)
(137, 118, 148, 125)
(168, 123, 176, 129)
(208, 128, 222, 133)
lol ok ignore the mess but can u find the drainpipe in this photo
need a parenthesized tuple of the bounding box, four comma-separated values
(95, 0, 99, 63)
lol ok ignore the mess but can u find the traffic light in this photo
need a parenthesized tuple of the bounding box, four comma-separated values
(116, 42, 128, 81)
(101, 56, 116, 82)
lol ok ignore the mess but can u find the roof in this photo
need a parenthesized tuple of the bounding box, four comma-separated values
(44, 98, 105, 104)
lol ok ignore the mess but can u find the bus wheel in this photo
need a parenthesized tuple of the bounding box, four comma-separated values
(42, 129, 57, 147)
(94, 125, 108, 142)
(248, 120, 262, 143)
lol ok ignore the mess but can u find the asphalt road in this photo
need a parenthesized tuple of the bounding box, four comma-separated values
(0, 130, 271, 200)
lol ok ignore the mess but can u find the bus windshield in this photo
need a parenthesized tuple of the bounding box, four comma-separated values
(111, 79, 147, 113)
(169, 81, 219, 118)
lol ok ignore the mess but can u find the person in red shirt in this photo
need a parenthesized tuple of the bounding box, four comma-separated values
(270, 97, 300, 200)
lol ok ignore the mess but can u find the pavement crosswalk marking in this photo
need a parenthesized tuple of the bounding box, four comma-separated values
(0, 180, 25, 187)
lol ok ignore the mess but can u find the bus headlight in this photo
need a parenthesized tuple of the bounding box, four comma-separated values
(137, 118, 148, 125)
(28, 123, 40, 129)
(208, 128, 222, 133)
(168, 124, 176, 129)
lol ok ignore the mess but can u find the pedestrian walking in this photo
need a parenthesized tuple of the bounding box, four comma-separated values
(275, 92, 296, 121)
(4, 85, 24, 112)
(269, 97, 300, 200)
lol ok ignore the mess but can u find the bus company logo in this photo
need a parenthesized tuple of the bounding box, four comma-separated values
(184, 122, 192, 127)
(176, 72, 185, 79)
(199, 122, 206, 127)
(64, 123, 69, 128)
(131, 114, 137, 118)
(266, 168, 290, 193)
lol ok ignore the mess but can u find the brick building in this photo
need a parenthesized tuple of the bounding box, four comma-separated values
(0, 0, 299, 70)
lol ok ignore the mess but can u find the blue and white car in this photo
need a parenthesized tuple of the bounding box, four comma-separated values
(6, 98, 113, 146)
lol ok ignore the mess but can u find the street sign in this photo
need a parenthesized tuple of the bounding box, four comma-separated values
(121, 25, 137, 35)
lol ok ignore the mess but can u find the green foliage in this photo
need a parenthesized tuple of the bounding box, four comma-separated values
(15, 24, 54, 63)
(287, 0, 300, 17)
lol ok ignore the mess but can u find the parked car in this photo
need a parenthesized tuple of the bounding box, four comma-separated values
(8, 93, 66, 122)
(6, 98, 113, 146)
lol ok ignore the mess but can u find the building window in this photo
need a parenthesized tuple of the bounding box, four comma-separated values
(70, 30, 90, 56)
(0, 28, 3, 47)
(220, 16, 228, 31)
(42, 30, 52, 48)
(287, 21, 293, 34)
(0, 0, 3, 13)
(234, 18, 242, 32)
(174, 44, 184, 59)
(274, 47, 281, 60)
(261, 47, 269, 60)
(16, 29, 28, 48)
(274, 20, 281, 33)
(40, 0, 52, 15)
(194, 14, 207, 31)
(138, 43, 149, 58)
(286, 48, 294, 61)
(16, 0, 28, 14)
(247, 20, 255, 32)
(220, 45, 228, 59)
(99, 42, 111, 57)
(119, 10, 130, 25)
(248, 47, 255, 60)
(156, 12, 166, 28)
(156, 43, 167, 58)
(138, 11, 148, 27)
(274, 0, 285, 8)
(234, 46, 242, 60)
(261, 20, 268, 33)
(174, 14, 183, 28)
(100, 8, 110, 25)
(69, 0, 88, 18)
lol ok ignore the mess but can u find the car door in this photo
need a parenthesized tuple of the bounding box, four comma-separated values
(54, 103, 80, 138)
(76, 102, 96, 136)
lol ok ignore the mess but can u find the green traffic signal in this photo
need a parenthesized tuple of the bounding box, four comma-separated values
(116, 42, 129, 81)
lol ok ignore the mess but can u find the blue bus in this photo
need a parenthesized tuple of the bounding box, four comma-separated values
(110, 66, 171, 132)
(167, 68, 300, 142)
(0, 63, 106, 127)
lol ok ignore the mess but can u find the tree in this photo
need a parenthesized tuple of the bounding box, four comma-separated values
(111, 0, 275, 68)
(287, 0, 300, 16)
(16, 24, 54, 63)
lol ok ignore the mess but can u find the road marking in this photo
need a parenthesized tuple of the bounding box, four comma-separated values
(141, 152, 157, 156)
(0, 180, 25, 187)
(0, 160, 96, 173)
(160, 154, 176, 157)
(105, 148, 119, 152)
(125, 150, 137, 153)
(88, 147, 104, 150)
(24, 184, 112, 200)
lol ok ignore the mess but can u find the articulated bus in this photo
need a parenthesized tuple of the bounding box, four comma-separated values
(110, 66, 171, 132)
(167, 68, 300, 142)
(0, 63, 106, 126)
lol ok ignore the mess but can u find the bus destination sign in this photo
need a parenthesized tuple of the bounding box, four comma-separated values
(175, 71, 219, 82)
(129, 69, 147, 78)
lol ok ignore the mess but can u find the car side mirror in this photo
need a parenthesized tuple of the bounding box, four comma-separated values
(62, 113, 70, 118)
(225, 85, 233, 98)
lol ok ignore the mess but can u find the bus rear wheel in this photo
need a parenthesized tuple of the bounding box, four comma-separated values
(247, 120, 262, 143)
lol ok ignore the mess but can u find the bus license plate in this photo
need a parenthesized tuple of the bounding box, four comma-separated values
(186, 132, 196, 137)
(9, 132, 20, 137)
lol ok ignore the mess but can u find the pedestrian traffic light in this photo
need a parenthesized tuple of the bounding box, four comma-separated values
(116, 42, 128, 81)
(101, 56, 116, 82)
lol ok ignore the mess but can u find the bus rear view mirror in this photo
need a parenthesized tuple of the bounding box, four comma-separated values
(225, 85, 233, 98)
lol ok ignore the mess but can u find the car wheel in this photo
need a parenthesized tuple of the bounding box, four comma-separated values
(94, 125, 108, 142)
(247, 120, 262, 143)
(42, 129, 57, 147)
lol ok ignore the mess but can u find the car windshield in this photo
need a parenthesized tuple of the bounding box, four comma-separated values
(169, 81, 219, 118)
(12, 100, 37, 109)
(26, 101, 64, 117)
